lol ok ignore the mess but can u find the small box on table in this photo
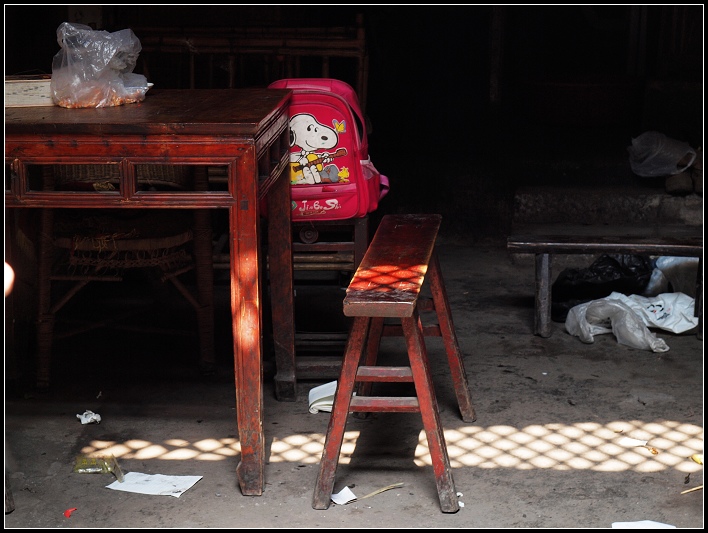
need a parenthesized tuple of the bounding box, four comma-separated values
(5, 75, 54, 107)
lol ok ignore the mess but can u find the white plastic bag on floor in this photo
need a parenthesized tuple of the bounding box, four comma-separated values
(565, 291, 698, 353)
(605, 292, 698, 334)
(642, 257, 699, 298)
(566, 298, 670, 353)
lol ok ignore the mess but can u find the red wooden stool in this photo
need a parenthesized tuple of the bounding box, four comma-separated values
(312, 214, 476, 513)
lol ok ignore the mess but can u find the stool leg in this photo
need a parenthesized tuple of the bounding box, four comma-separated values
(428, 252, 476, 423)
(402, 310, 459, 513)
(313, 316, 370, 510)
(355, 316, 384, 400)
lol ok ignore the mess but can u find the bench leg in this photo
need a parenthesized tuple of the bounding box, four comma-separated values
(428, 252, 476, 423)
(5, 468, 14, 514)
(534, 253, 553, 338)
(312, 316, 370, 510)
(696, 257, 703, 341)
(402, 311, 459, 513)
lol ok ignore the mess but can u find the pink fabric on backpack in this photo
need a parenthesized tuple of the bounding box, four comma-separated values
(268, 78, 389, 221)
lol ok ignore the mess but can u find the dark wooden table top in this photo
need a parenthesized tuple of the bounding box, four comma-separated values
(5, 88, 292, 137)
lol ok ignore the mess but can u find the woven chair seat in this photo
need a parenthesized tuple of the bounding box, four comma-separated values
(54, 231, 193, 253)
(54, 210, 194, 249)
(32, 164, 215, 390)
(53, 164, 193, 191)
(52, 210, 195, 274)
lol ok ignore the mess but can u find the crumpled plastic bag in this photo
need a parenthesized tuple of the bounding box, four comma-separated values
(607, 291, 698, 334)
(565, 291, 698, 352)
(628, 131, 697, 177)
(642, 256, 700, 298)
(50, 22, 150, 108)
(565, 298, 670, 353)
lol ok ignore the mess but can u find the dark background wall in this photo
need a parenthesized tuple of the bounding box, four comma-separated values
(4, 5, 703, 241)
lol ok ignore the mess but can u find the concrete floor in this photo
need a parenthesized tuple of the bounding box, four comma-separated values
(4, 239, 703, 528)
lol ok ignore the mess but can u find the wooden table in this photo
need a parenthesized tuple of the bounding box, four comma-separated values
(4, 89, 295, 496)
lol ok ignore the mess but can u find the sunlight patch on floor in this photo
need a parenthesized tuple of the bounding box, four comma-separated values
(81, 419, 703, 474)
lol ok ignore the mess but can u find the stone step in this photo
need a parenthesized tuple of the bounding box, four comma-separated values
(512, 186, 703, 228)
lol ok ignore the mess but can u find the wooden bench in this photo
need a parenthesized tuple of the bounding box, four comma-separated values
(312, 214, 475, 513)
(507, 226, 703, 339)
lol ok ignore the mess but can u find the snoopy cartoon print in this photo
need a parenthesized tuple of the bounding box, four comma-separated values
(289, 112, 348, 185)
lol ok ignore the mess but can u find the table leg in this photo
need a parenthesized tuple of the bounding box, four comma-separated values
(268, 172, 296, 402)
(232, 161, 294, 495)
(230, 196, 263, 494)
(35, 207, 56, 389)
(230, 170, 265, 495)
(193, 167, 215, 373)
(535, 253, 553, 338)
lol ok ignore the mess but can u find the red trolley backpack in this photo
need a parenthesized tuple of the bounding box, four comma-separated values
(268, 78, 389, 221)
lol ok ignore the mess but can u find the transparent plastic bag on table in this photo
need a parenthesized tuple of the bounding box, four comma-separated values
(50, 22, 150, 108)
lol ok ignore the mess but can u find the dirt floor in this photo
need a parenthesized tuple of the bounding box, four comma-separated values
(4, 240, 704, 528)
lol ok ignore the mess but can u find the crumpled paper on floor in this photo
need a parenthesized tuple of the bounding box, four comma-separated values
(76, 410, 102, 424)
(331, 483, 404, 505)
(331, 485, 358, 505)
(106, 471, 202, 498)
